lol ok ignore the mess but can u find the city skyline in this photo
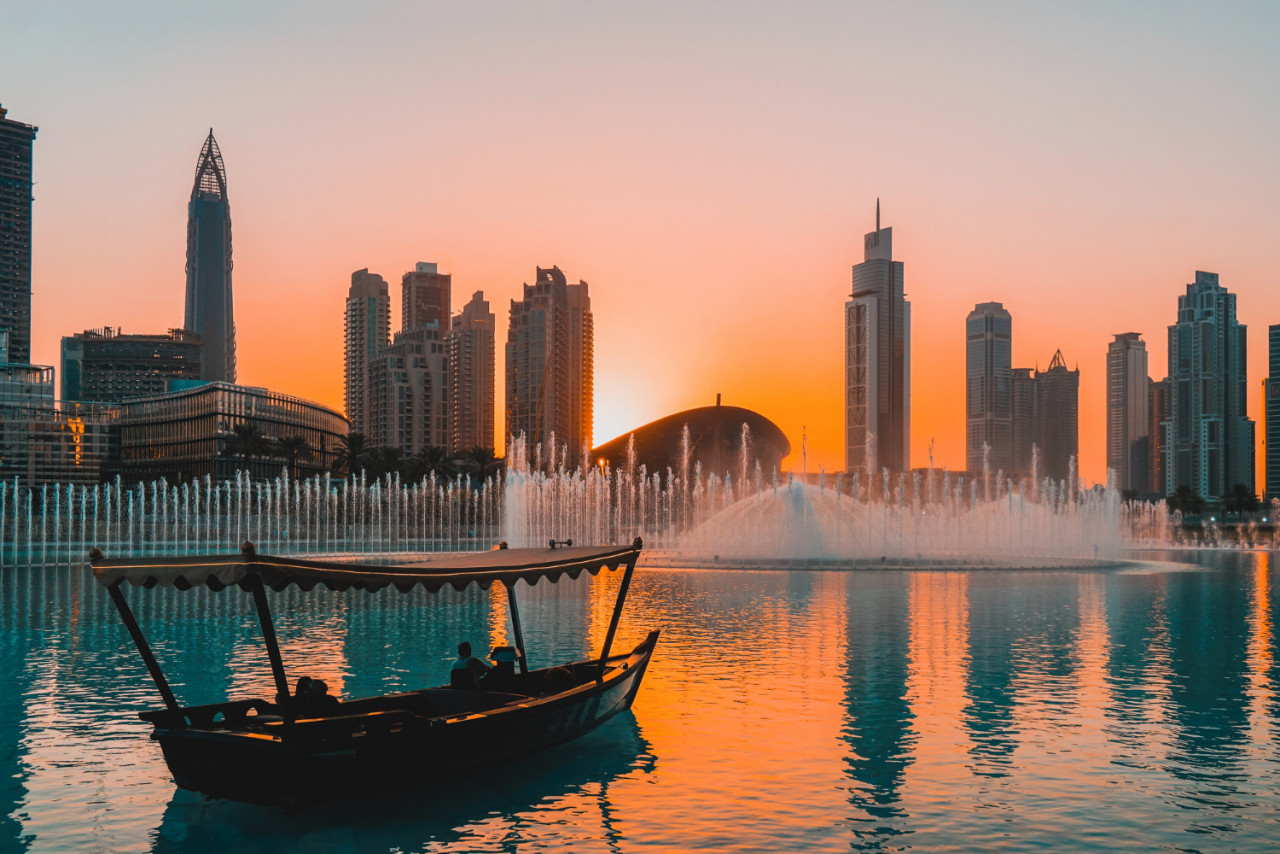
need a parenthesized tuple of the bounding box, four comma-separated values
(5, 4, 1280, 484)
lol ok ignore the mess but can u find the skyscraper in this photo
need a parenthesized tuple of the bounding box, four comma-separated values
(966, 302, 1013, 475)
(506, 267, 594, 457)
(344, 268, 390, 436)
(184, 131, 235, 382)
(1264, 325, 1280, 501)
(402, 262, 451, 334)
(1106, 333, 1149, 493)
(1165, 271, 1253, 501)
(846, 201, 910, 475)
(0, 104, 37, 364)
(1149, 378, 1170, 499)
(368, 324, 448, 454)
(1011, 367, 1038, 479)
(448, 291, 495, 452)
(1037, 349, 1079, 485)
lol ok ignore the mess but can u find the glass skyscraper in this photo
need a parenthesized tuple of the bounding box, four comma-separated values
(1107, 332, 1149, 494)
(1265, 324, 1280, 502)
(846, 202, 910, 476)
(184, 131, 236, 383)
(965, 302, 1012, 475)
(0, 104, 36, 364)
(1165, 271, 1253, 502)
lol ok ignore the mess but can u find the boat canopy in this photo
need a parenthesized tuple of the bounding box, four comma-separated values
(91, 543, 641, 594)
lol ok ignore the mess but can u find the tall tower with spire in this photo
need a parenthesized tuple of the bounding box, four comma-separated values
(184, 130, 235, 382)
(846, 200, 910, 476)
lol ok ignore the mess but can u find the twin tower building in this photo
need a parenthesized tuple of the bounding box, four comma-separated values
(343, 264, 593, 456)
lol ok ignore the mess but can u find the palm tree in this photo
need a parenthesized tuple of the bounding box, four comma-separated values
(1166, 484, 1205, 516)
(369, 446, 405, 481)
(412, 445, 456, 483)
(275, 435, 313, 481)
(333, 433, 372, 479)
(224, 422, 272, 472)
(1224, 483, 1258, 516)
(457, 446, 504, 487)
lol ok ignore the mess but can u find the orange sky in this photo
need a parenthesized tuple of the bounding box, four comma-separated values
(6, 3, 1280, 485)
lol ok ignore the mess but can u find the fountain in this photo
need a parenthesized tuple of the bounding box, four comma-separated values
(0, 427, 1269, 570)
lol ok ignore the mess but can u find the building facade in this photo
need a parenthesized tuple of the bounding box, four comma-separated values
(60, 328, 203, 404)
(965, 302, 1013, 475)
(1037, 350, 1079, 485)
(119, 382, 347, 482)
(1106, 332, 1149, 494)
(1265, 325, 1280, 502)
(1149, 379, 1170, 500)
(448, 291, 495, 452)
(0, 104, 36, 364)
(368, 324, 449, 454)
(343, 268, 390, 436)
(402, 262, 451, 335)
(846, 203, 910, 475)
(0, 344, 118, 487)
(1164, 271, 1253, 502)
(506, 267, 594, 456)
(184, 131, 236, 383)
(1011, 367, 1038, 479)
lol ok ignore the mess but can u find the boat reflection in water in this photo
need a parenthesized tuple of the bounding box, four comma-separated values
(6, 551, 1280, 851)
(149, 712, 654, 853)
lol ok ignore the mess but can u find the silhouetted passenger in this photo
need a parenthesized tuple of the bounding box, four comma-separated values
(481, 646, 520, 690)
(450, 641, 491, 689)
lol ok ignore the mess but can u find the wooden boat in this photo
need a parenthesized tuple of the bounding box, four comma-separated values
(90, 539, 657, 807)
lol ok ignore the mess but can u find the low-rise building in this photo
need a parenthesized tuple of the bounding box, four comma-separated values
(119, 382, 348, 482)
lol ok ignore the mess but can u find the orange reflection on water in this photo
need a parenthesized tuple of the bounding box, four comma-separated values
(1070, 574, 1112, 736)
(902, 572, 971, 796)
(1248, 553, 1272, 737)
(619, 568, 853, 849)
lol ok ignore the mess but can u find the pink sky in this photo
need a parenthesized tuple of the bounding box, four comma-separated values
(5, 2, 1279, 485)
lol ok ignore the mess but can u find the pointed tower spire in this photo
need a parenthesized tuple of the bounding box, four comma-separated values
(192, 129, 228, 200)
(185, 129, 236, 383)
(876, 198, 880, 232)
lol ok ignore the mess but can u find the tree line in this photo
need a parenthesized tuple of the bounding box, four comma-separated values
(223, 425, 504, 485)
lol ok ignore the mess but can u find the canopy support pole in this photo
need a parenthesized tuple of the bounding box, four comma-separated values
(107, 584, 180, 712)
(503, 581, 529, 674)
(249, 577, 291, 705)
(596, 556, 637, 680)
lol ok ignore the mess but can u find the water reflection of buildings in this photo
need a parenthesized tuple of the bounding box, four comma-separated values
(842, 575, 915, 837)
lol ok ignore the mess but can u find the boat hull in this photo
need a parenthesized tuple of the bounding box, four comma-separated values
(151, 631, 658, 806)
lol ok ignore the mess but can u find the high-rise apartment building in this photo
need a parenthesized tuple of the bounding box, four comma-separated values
(1011, 367, 1038, 478)
(402, 262, 451, 334)
(368, 324, 449, 454)
(846, 203, 910, 475)
(448, 291, 495, 452)
(61, 328, 203, 403)
(0, 104, 37, 364)
(506, 267, 594, 456)
(1165, 271, 1253, 501)
(1106, 333, 1149, 494)
(184, 131, 236, 382)
(1149, 378, 1170, 499)
(966, 302, 1013, 475)
(1037, 350, 1079, 485)
(1264, 325, 1280, 501)
(344, 269, 391, 436)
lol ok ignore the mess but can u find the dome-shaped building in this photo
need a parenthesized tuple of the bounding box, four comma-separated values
(592, 404, 790, 479)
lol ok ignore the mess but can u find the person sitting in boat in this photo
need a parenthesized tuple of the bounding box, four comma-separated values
(450, 641, 491, 689)
(292, 676, 340, 716)
(480, 646, 520, 690)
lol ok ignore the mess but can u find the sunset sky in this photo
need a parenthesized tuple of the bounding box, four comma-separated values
(4, 2, 1279, 484)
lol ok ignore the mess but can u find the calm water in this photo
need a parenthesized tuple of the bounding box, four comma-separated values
(3, 551, 1280, 852)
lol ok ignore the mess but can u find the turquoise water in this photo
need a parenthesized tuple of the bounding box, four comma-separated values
(3, 550, 1280, 852)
